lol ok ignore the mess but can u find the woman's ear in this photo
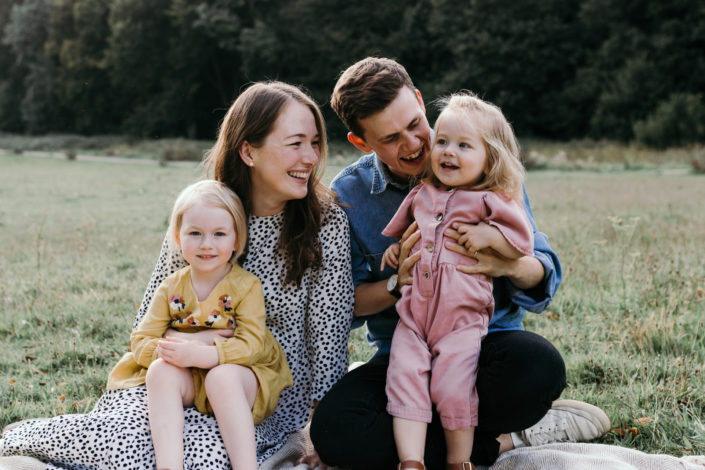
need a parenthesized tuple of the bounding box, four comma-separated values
(347, 132, 372, 153)
(239, 142, 255, 167)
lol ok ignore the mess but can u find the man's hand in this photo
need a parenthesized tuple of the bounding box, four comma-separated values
(156, 337, 218, 369)
(445, 223, 518, 279)
(397, 221, 422, 288)
(445, 223, 544, 289)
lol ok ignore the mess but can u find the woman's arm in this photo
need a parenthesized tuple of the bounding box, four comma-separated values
(305, 205, 354, 402)
(133, 235, 187, 330)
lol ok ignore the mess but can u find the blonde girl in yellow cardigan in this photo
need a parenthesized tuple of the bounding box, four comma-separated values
(107, 179, 292, 470)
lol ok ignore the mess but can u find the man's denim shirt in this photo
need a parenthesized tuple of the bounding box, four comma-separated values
(330, 152, 562, 357)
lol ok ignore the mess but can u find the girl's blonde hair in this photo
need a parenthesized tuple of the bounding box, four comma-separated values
(167, 180, 247, 262)
(429, 91, 525, 201)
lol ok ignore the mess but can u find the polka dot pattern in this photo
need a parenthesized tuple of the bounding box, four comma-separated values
(3, 204, 354, 469)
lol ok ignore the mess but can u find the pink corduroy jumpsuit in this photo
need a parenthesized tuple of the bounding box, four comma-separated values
(383, 182, 534, 430)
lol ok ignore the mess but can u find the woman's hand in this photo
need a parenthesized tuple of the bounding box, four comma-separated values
(295, 447, 331, 470)
(295, 422, 333, 470)
(164, 328, 234, 345)
(397, 221, 422, 288)
(156, 337, 219, 369)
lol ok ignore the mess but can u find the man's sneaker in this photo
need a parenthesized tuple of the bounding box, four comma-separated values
(512, 399, 611, 448)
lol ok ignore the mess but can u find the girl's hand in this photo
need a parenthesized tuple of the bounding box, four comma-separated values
(157, 337, 218, 369)
(380, 242, 401, 271)
(452, 221, 495, 254)
(397, 221, 422, 288)
(164, 328, 234, 345)
(445, 223, 513, 278)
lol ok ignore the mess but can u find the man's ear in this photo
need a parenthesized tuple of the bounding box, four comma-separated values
(347, 132, 372, 152)
(415, 89, 426, 114)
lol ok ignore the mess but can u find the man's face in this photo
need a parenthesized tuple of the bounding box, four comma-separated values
(355, 87, 431, 179)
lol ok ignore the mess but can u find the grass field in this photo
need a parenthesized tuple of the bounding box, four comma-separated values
(1, 150, 704, 458)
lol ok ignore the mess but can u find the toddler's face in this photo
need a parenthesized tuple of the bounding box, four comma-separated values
(430, 110, 488, 188)
(177, 203, 237, 275)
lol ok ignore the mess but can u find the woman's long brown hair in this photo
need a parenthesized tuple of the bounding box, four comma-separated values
(205, 81, 331, 286)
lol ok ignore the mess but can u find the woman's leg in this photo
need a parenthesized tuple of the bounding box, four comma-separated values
(205, 364, 258, 470)
(145, 358, 195, 470)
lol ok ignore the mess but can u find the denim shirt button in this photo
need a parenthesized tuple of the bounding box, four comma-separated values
(423, 271, 431, 279)
(435, 213, 443, 221)
(426, 242, 434, 252)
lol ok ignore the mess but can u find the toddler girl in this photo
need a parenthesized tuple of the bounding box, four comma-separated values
(381, 92, 534, 470)
(107, 179, 292, 470)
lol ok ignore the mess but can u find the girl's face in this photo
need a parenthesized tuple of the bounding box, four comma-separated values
(245, 99, 321, 216)
(430, 110, 488, 188)
(177, 203, 237, 277)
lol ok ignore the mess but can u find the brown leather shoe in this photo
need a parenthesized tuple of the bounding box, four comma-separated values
(446, 463, 474, 470)
(398, 460, 426, 469)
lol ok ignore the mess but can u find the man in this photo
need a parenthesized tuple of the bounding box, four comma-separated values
(310, 57, 610, 469)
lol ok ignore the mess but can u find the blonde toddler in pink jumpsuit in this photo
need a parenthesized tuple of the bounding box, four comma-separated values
(381, 92, 534, 469)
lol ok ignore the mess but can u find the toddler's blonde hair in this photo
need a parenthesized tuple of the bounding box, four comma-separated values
(167, 180, 247, 262)
(429, 91, 525, 201)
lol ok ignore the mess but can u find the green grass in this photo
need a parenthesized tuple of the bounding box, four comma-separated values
(1, 151, 704, 458)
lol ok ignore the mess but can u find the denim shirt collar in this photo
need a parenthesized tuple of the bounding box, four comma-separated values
(372, 154, 411, 194)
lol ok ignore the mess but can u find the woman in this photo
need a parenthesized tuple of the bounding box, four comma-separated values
(2, 81, 354, 469)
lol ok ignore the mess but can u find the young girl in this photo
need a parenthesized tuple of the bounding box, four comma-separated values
(380, 92, 534, 470)
(107, 179, 293, 470)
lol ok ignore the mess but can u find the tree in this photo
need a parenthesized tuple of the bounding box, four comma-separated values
(2, 0, 57, 134)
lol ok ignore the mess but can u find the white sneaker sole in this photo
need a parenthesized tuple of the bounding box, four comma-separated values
(551, 399, 611, 434)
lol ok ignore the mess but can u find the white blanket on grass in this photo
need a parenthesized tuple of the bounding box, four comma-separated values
(2, 434, 704, 470)
(259, 432, 705, 470)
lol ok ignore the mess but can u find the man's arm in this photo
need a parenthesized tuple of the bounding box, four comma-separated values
(354, 224, 421, 316)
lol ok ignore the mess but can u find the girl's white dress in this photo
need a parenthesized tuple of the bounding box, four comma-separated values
(3, 206, 354, 469)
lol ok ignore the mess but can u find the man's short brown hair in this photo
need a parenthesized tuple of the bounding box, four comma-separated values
(330, 57, 415, 139)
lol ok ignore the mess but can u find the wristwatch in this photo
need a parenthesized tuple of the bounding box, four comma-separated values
(386, 274, 402, 299)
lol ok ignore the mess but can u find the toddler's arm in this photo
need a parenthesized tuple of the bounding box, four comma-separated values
(381, 242, 401, 271)
(456, 222, 524, 259)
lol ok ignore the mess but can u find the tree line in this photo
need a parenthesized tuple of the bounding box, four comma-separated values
(1, 0, 704, 148)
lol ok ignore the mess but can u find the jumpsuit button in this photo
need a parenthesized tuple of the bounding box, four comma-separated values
(423, 271, 430, 279)
(426, 242, 434, 252)
(435, 213, 443, 221)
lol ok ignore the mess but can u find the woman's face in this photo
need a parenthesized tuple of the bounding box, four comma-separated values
(245, 100, 321, 216)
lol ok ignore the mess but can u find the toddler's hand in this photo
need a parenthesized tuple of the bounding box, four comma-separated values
(157, 337, 217, 369)
(381, 242, 401, 271)
(452, 222, 494, 254)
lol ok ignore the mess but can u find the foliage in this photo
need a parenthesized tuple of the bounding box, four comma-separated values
(0, 0, 703, 145)
(633, 94, 705, 149)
